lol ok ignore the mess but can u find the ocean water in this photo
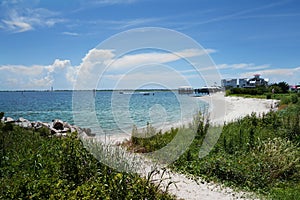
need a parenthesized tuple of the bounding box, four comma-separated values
(0, 91, 207, 136)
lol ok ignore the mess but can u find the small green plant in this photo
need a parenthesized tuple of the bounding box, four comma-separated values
(253, 137, 300, 182)
(291, 94, 298, 104)
(225, 90, 231, 96)
(280, 96, 291, 105)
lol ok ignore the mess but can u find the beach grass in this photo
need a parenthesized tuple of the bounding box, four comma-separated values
(125, 98, 300, 199)
(0, 121, 175, 199)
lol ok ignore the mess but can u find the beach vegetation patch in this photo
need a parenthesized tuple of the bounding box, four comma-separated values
(0, 114, 175, 199)
(126, 104, 300, 198)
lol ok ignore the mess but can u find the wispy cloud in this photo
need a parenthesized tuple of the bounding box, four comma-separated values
(1, 7, 65, 33)
(74, 0, 138, 13)
(117, 18, 164, 29)
(217, 63, 270, 70)
(74, 17, 167, 31)
(62, 31, 79, 36)
(2, 19, 32, 32)
(179, 0, 292, 29)
(89, 0, 137, 5)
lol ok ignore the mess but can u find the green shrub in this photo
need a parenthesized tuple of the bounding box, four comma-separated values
(291, 94, 298, 104)
(253, 137, 300, 182)
(2, 123, 13, 132)
(280, 96, 291, 105)
(225, 90, 231, 96)
(266, 93, 272, 99)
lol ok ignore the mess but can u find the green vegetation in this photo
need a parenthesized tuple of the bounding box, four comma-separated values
(226, 81, 300, 113)
(125, 123, 178, 153)
(127, 101, 300, 199)
(226, 81, 297, 101)
(0, 119, 174, 199)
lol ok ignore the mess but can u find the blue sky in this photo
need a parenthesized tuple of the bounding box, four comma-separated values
(0, 0, 300, 90)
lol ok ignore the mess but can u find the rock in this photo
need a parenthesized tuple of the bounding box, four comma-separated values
(2, 116, 82, 138)
(55, 132, 62, 137)
(5, 117, 14, 123)
(41, 122, 50, 128)
(83, 128, 92, 135)
(63, 122, 71, 129)
(62, 127, 70, 133)
(73, 126, 83, 134)
(16, 117, 32, 128)
(82, 128, 96, 137)
(82, 128, 95, 136)
(33, 121, 43, 129)
(20, 121, 32, 128)
(53, 119, 64, 130)
(50, 127, 59, 135)
(18, 117, 27, 122)
(70, 126, 76, 133)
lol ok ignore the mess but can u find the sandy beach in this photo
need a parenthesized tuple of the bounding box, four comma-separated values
(198, 92, 278, 125)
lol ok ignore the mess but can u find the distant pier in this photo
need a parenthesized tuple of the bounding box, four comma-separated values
(178, 86, 222, 96)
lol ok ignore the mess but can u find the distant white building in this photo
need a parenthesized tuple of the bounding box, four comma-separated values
(289, 83, 300, 92)
(178, 86, 193, 94)
(222, 74, 268, 88)
(221, 79, 237, 88)
(238, 78, 248, 88)
(244, 74, 269, 88)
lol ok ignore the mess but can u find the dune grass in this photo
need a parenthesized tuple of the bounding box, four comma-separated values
(0, 120, 175, 199)
(126, 100, 300, 199)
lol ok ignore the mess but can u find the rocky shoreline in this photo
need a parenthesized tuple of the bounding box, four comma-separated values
(1, 116, 95, 137)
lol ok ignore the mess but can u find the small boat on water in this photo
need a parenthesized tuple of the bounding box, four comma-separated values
(141, 92, 150, 95)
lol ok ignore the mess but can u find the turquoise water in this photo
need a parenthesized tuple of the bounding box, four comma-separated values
(0, 91, 206, 135)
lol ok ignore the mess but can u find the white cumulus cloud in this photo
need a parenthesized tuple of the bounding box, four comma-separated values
(240, 67, 300, 84)
(72, 47, 216, 89)
(0, 59, 72, 90)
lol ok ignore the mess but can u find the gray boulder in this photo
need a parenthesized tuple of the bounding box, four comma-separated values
(5, 117, 14, 123)
(53, 119, 64, 130)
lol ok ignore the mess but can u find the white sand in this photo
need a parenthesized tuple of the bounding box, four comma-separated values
(198, 92, 278, 125)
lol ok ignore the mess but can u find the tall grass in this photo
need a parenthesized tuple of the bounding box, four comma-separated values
(0, 120, 175, 199)
(125, 102, 300, 198)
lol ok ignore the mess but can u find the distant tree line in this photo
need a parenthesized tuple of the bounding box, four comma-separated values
(229, 81, 290, 95)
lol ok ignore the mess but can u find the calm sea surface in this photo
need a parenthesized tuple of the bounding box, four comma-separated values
(0, 91, 206, 135)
